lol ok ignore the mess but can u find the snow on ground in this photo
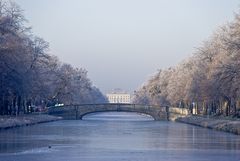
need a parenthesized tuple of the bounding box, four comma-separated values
(176, 115, 240, 135)
(0, 114, 62, 130)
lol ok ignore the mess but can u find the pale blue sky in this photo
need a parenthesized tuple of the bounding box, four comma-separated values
(16, 0, 240, 93)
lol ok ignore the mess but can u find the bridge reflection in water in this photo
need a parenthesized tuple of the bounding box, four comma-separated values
(48, 104, 189, 121)
(83, 112, 155, 121)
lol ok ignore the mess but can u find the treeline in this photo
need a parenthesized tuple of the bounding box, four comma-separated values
(0, 1, 107, 115)
(133, 11, 240, 117)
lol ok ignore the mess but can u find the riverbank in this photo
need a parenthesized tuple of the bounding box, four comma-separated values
(176, 115, 240, 135)
(0, 114, 62, 130)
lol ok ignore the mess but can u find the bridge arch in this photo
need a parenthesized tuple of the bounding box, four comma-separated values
(48, 103, 169, 121)
(80, 110, 155, 120)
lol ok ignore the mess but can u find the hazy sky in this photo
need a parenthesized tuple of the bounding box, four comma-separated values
(16, 0, 240, 94)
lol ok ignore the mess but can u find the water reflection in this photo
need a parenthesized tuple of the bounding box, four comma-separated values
(83, 112, 154, 121)
(0, 112, 239, 161)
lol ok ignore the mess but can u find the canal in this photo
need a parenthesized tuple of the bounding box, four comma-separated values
(0, 112, 239, 161)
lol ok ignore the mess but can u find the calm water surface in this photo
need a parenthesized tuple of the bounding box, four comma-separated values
(0, 112, 239, 161)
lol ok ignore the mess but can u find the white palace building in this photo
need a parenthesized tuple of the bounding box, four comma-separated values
(106, 90, 131, 104)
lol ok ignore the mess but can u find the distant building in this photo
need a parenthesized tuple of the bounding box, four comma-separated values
(106, 89, 131, 103)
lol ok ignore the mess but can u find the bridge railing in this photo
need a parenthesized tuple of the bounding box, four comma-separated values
(48, 104, 187, 112)
(48, 103, 167, 112)
(48, 103, 191, 121)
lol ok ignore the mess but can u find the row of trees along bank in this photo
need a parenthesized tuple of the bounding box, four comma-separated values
(133, 10, 240, 118)
(0, 1, 107, 115)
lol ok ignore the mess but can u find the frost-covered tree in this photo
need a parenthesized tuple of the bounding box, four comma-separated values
(133, 9, 240, 117)
(0, 0, 107, 115)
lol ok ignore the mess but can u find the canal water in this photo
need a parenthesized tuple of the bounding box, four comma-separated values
(0, 112, 239, 161)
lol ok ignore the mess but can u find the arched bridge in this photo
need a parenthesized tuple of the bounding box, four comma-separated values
(48, 104, 189, 121)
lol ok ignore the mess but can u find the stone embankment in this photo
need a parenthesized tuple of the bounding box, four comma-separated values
(0, 114, 62, 130)
(176, 115, 240, 135)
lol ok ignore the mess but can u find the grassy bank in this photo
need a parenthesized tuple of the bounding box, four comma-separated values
(0, 114, 62, 130)
(176, 115, 240, 135)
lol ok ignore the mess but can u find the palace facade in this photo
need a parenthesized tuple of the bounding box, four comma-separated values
(106, 93, 131, 103)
